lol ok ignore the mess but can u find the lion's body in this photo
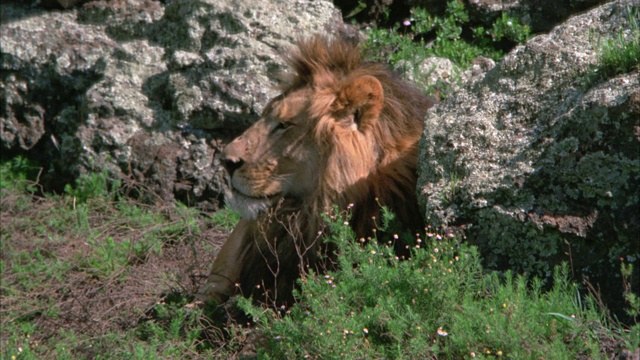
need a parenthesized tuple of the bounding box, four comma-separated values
(196, 35, 435, 306)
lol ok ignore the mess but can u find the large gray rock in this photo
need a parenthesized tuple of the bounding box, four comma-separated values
(1, 0, 342, 207)
(418, 0, 639, 314)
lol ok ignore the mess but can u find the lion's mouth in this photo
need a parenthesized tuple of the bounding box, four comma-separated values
(229, 186, 281, 200)
(225, 187, 282, 219)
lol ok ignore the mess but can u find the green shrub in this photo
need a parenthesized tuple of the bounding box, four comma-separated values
(0, 156, 41, 195)
(240, 208, 619, 359)
(364, 0, 530, 70)
(64, 169, 121, 204)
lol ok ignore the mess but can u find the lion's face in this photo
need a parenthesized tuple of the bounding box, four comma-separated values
(222, 87, 321, 219)
(222, 74, 387, 219)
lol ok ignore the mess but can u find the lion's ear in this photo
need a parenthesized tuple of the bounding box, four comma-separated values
(333, 75, 384, 132)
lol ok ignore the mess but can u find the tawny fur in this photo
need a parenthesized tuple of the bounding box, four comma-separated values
(198, 35, 435, 306)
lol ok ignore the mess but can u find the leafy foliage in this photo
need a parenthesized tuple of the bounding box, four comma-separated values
(239, 209, 624, 359)
(364, 0, 530, 69)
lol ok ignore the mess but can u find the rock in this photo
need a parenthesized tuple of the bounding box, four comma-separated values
(0, 0, 342, 207)
(418, 0, 639, 319)
(398, 56, 495, 99)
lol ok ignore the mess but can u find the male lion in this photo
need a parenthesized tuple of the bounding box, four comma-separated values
(196, 35, 435, 306)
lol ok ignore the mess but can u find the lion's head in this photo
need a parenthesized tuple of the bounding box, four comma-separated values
(222, 35, 435, 226)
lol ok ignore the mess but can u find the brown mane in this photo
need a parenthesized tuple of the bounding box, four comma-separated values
(197, 35, 435, 306)
(283, 35, 434, 236)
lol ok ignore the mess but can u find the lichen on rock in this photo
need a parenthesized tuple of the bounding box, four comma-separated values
(0, 0, 342, 208)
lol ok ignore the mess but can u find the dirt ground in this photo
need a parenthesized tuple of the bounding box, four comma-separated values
(0, 188, 237, 357)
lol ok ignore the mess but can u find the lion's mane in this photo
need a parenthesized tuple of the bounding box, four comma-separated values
(283, 35, 435, 229)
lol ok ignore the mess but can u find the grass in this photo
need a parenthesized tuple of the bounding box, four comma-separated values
(0, 157, 241, 359)
(596, 6, 640, 75)
(361, 0, 530, 98)
(584, 6, 640, 86)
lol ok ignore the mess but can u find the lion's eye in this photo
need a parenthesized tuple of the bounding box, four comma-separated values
(273, 121, 292, 132)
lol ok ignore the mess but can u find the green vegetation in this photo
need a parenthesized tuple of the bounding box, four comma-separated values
(363, 0, 531, 69)
(209, 205, 241, 232)
(602, 6, 640, 71)
(361, 0, 530, 97)
(240, 209, 635, 359)
(0, 157, 239, 358)
(586, 6, 640, 85)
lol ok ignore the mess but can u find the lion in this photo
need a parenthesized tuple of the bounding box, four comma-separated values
(196, 34, 436, 306)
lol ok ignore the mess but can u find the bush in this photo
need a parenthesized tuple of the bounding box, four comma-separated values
(240, 208, 622, 359)
(363, 0, 531, 69)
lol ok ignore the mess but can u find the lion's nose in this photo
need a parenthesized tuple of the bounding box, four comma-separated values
(221, 156, 244, 176)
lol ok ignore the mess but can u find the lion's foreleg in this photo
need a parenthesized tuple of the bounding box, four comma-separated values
(195, 219, 254, 304)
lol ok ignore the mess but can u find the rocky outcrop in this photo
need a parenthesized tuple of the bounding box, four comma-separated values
(1, 0, 342, 207)
(418, 0, 639, 316)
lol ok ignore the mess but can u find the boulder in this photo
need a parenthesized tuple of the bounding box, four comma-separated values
(398, 56, 496, 99)
(418, 0, 639, 317)
(0, 0, 342, 208)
